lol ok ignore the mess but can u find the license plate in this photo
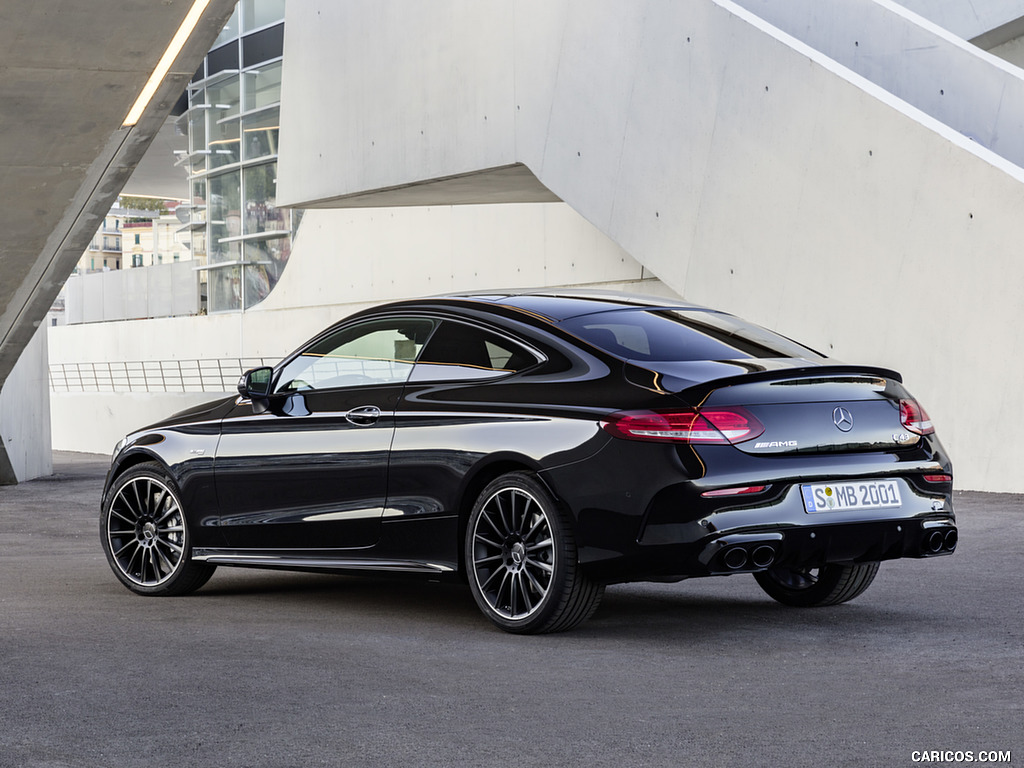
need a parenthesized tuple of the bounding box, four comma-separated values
(801, 480, 902, 513)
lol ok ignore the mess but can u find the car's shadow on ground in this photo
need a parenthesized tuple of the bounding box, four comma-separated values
(189, 567, 924, 643)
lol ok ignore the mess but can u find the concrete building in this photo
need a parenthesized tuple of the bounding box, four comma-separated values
(8, 0, 1024, 494)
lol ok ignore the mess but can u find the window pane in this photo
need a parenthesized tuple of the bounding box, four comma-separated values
(242, 109, 279, 159)
(243, 61, 282, 111)
(412, 322, 537, 381)
(213, 7, 240, 47)
(208, 76, 240, 116)
(208, 264, 242, 312)
(242, 24, 285, 67)
(208, 171, 241, 262)
(209, 118, 240, 167)
(561, 309, 822, 362)
(243, 163, 284, 235)
(207, 40, 239, 76)
(242, 241, 280, 308)
(188, 90, 207, 173)
(242, 0, 286, 32)
(277, 319, 437, 392)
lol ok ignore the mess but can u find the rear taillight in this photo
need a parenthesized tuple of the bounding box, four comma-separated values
(900, 399, 934, 435)
(601, 407, 765, 444)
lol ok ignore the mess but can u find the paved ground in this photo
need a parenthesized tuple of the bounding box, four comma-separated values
(0, 452, 1021, 768)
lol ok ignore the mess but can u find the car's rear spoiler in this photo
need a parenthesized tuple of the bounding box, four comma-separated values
(625, 360, 903, 400)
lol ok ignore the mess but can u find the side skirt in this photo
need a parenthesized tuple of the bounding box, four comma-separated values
(191, 548, 455, 575)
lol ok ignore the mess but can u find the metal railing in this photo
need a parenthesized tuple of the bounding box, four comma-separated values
(49, 359, 274, 393)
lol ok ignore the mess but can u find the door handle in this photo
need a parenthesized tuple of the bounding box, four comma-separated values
(345, 405, 381, 426)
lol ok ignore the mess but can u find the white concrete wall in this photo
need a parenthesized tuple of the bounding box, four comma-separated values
(50, 392, 221, 456)
(66, 260, 199, 324)
(732, 0, 1024, 167)
(274, 0, 1024, 492)
(0, 325, 52, 482)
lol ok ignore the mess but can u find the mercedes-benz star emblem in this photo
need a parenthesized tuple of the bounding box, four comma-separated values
(833, 406, 854, 432)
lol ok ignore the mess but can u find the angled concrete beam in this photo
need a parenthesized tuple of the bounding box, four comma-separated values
(0, 0, 237, 483)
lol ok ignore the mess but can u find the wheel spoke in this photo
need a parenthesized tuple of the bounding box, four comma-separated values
(495, 493, 513, 536)
(526, 537, 552, 553)
(522, 565, 546, 595)
(480, 564, 506, 592)
(528, 561, 552, 577)
(474, 533, 503, 551)
(481, 506, 506, 540)
(113, 538, 139, 560)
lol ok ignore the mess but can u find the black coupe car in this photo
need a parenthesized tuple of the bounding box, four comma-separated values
(101, 291, 956, 633)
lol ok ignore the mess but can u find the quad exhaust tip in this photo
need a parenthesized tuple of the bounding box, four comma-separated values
(722, 544, 777, 571)
(924, 527, 958, 555)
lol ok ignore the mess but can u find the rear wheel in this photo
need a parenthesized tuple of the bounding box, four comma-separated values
(466, 472, 603, 633)
(754, 562, 879, 607)
(101, 463, 216, 596)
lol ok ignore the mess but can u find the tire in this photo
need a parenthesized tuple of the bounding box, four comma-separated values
(100, 463, 216, 596)
(754, 562, 879, 607)
(465, 472, 604, 634)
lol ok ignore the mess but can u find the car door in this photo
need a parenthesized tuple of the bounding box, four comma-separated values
(214, 317, 437, 551)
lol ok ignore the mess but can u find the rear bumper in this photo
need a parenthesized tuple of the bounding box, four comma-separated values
(578, 479, 956, 583)
(695, 516, 957, 576)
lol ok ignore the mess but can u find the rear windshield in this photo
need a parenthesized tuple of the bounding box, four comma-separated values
(561, 309, 823, 362)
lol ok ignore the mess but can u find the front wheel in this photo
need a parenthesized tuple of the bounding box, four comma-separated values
(465, 472, 603, 634)
(101, 463, 216, 596)
(754, 562, 879, 607)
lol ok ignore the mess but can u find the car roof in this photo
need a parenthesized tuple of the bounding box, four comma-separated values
(434, 288, 707, 322)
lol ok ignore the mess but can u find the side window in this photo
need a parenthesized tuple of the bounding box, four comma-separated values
(410, 321, 538, 382)
(276, 318, 437, 392)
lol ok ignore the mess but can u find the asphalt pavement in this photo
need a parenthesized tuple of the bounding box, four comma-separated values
(1, 452, 1021, 768)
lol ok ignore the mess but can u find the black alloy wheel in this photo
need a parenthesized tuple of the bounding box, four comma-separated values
(753, 562, 879, 607)
(100, 463, 216, 596)
(466, 472, 604, 634)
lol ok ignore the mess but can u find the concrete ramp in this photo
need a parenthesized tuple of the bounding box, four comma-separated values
(277, 0, 1024, 491)
(733, 0, 1024, 168)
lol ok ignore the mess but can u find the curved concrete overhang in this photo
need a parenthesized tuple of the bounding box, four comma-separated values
(297, 164, 560, 209)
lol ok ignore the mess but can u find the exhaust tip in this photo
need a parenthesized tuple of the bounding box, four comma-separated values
(943, 528, 958, 552)
(723, 547, 748, 570)
(750, 545, 776, 569)
(926, 530, 945, 554)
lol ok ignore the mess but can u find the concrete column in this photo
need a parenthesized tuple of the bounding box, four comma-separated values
(0, 325, 53, 484)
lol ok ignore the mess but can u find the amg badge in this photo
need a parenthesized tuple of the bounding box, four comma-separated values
(754, 440, 798, 449)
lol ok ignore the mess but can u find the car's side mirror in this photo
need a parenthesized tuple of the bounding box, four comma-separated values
(238, 366, 274, 399)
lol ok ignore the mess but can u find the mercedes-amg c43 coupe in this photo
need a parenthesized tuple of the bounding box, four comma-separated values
(101, 291, 956, 633)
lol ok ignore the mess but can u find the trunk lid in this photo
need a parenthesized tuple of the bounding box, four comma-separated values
(628, 361, 922, 455)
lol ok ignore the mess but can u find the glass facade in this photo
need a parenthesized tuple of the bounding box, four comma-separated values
(181, 0, 296, 313)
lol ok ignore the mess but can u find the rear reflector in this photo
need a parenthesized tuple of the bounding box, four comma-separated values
(900, 399, 935, 435)
(601, 407, 765, 444)
(923, 474, 952, 484)
(701, 485, 769, 498)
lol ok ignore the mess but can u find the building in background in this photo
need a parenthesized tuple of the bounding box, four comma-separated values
(77, 210, 123, 273)
(178, 0, 294, 314)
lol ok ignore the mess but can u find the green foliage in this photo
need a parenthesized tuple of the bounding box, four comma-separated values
(119, 196, 169, 215)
